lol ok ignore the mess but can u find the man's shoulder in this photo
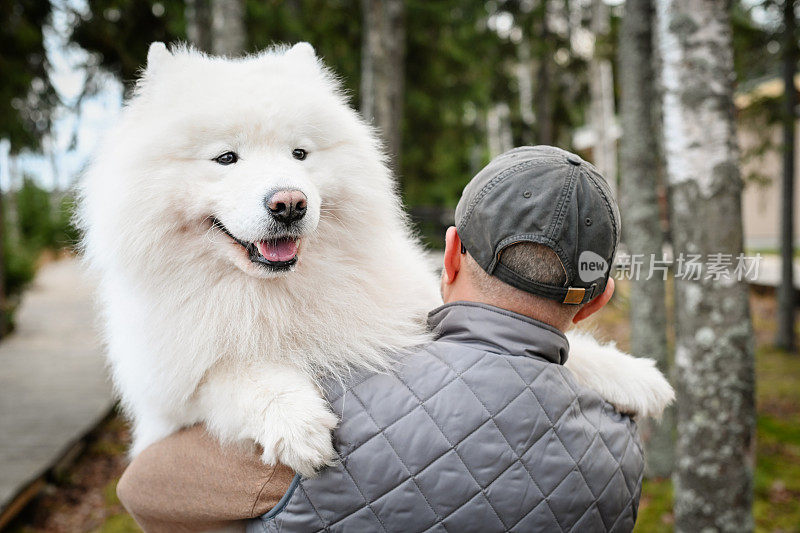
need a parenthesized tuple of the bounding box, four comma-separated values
(326, 338, 640, 442)
(326, 338, 546, 403)
(287, 340, 643, 533)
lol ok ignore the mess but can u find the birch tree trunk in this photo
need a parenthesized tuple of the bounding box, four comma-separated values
(535, 7, 554, 146)
(185, 0, 213, 52)
(0, 175, 5, 337)
(776, 0, 796, 351)
(618, 0, 673, 478)
(360, 0, 406, 168)
(487, 103, 513, 158)
(589, 0, 617, 195)
(656, 1, 755, 531)
(517, 39, 535, 146)
(211, 0, 245, 56)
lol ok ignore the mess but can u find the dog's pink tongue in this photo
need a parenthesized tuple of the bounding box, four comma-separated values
(257, 238, 298, 262)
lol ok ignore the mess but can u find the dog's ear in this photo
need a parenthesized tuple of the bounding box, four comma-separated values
(285, 42, 317, 65)
(146, 42, 172, 74)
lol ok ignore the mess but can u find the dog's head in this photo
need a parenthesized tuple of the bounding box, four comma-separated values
(83, 42, 393, 281)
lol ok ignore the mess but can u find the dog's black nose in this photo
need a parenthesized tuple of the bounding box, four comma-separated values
(266, 189, 307, 224)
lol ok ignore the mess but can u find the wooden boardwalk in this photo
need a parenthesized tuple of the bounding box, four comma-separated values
(0, 258, 113, 524)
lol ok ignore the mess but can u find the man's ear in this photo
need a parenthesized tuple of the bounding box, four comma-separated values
(572, 277, 615, 324)
(443, 226, 463, 285)
(146, 42, 172, 74)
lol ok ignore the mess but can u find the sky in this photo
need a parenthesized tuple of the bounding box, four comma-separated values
(0, 0, 123, 192)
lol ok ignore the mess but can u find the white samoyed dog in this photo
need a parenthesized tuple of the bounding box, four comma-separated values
(78, 42, 673, 476)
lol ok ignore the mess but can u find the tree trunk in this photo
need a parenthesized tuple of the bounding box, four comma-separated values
(517, 39, 535, 146)
(618, 0, 673, 478)
(777, 0, 797, 352)
(589, 0, 617, 195)
(0, 175, 5, 338)
(186, 0, 213, 52)
(211, 0, 245, 56)
(487, 103, 513, 158)
(655, 2, 755, 531)
(535, 8, 553, 146)
(360, 0, 406, 169)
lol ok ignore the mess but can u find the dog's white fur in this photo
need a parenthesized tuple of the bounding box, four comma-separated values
(79, 42, 673, 476)
(565, 331, 675, 419)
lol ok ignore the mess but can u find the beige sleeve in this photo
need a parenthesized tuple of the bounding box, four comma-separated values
(116, 425, 295, 533)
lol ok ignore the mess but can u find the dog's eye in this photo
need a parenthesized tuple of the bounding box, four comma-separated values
(292, 148, 308, 161)
(214, 151, 239, 165)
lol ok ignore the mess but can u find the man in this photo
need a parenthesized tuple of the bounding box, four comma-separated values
(118, 146, 664, 532)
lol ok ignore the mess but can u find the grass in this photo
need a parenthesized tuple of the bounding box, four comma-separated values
(623, 285, 800, 533)
(92, 513, 139, 533)
(632, 346, 800, 533)
(91, 479, 139, 533)
(753, 345, 800, 533)
(746, 248, 800, 259)
(636, 479, 674, 533)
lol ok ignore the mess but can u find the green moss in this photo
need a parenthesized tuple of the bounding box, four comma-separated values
(757, 415, 800, 450)
(753, 413, 800, 532)
(754, 496, 800, 533)
(634, 479, 673, 532)
(103, 479, 121, 507)
(92, 513, 140, 533)
(88, 437, 128, 457)
(756, 347, 800, 415)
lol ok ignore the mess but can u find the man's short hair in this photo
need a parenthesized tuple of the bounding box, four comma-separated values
(465, 242, 578, 325)
(498, 243, 567, 286)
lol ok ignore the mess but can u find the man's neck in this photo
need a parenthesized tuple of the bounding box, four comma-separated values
(443, 294, 572, 332)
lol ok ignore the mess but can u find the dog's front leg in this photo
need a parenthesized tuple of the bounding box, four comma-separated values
(128, 408, 183, 457)
(196, 362, 338, 478)
(563, 330, 674, 419)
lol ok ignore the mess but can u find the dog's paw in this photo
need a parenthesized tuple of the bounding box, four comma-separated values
(257, 396, 339, 478)
(565, 330, 675, 419)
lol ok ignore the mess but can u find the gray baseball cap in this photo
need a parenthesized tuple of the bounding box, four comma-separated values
(455, 146, 620, 305)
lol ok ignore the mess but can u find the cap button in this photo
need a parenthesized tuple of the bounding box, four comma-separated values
(567, 155, 582, 166)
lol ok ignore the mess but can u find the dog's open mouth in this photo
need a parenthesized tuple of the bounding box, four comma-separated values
(212, 218, 299, 269)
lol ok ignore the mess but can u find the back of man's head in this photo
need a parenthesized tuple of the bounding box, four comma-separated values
(462, 243, 579, 329)
(443, 146, 620, 330)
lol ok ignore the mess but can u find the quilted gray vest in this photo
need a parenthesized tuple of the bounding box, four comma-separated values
(249, 302, 643, 533)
